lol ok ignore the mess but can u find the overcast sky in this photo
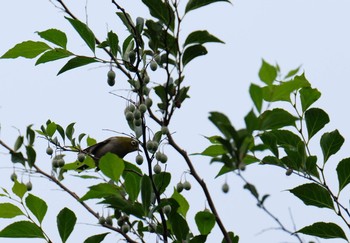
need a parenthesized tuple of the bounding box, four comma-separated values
(1, 1, 350, 242)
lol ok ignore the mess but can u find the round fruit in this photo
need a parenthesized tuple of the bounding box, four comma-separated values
(135, 154, 144, 165)
(136, 17, 144, 28)
(127, 104, 136, 112)
(57, 158, 65, 167)
(133, 109, 141, 120)
(139, 104, 147, 114)
(46, 147, 53, 155)
(153, 164, 161, 174)
(286, 168, 293, 176)
(121, 224, 130, 233)
(143, 75, 150, 84)
(98, 216, 106, 225)
(26, 181, 33, 191)
(106, 216, 113, 226)
(10, 172, 17, 182)
(163, 205, 171, 214)
(176, 182, 183, 193)
(117, 217, 124, 226)
(155, 152, 162, 161)
(161, 126, 168, 135)
(145, 98, 153, 108)
(150, 61, 158, 71)
(77, 153, 85, 162)
(52, 159, 59, 168)
(125, 111, 134, 121)
(159, 153, 168, 164)
(222, 183, 229, 193)
(133, 118, 142, 127)
(143, 86, 150, 96)
(107, 78, 115, 86)
(183, 181, 191, 191)
(146, 140, 153, 151)
(107, 70, 116, 79)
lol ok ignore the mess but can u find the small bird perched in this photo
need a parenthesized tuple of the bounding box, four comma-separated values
(81, 136, 139, 170)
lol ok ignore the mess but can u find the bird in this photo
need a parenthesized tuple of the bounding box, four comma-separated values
(80, 136, 139, 170)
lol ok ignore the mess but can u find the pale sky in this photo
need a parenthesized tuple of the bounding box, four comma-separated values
(1, 1, 350, 242)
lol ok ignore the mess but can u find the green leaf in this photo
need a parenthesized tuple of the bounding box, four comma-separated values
(25, 194, 47, 224)
(171, 189, 189, 217)
(1, 41, 51, 59)
(99, 153, 125, 182)
(57, 207, 77, 243)
(26, 125, 35, 146)
(65, 17, 95, 53)
(289, 183, 334, 209)
(57, 56, 98, 75)
(221, 232, 240, 243)
(14, 136, 24, 151)
(190, 235, 207, 243)
(12, 180, 27, 199)
(305, 156, 319, 178)
(37, 29, 67, 49)
(142, 0, 175, 31)
(259, 132, 278, 157)
(299, 87, 321, 112)
(184, 30, 224, 46)
(297, 222, 347, 241)
(107, 31, 119, 57)
(25, 146, 36, 167)
(153, 172, 171, 194)
(116, 12, 135, 37)
(320, 129, 344, 163)
(141, 175, 152, 213)
(36, 49, 72, 65)
(305, 108, 330, 140)
(259, 108, 297, 130)
(244, 109, 259, 133)
(336, 158, 350, 192)
(199, 145, 226, 157)
(0, 203, 24, 218)
(65, 122, 75, 141)
(10, 152, 25, 165)
(261, 156, 283, 166)
(124, 173, 141, 202)
(208, 112, 237, 140)
(262, 74, 310, 102)
(0, 221, 45, 238)
(84, 233, 110, 243)
(249, 83, 263, 112)
(258, 59, 277, 85)
(243, 183, 259, 199)
(195, 211, 215, 235)
(182, 44, 207, 67)
(46, 122, 57, 137)
(80, 183, 120, 201)
(284, 66, 301, 79)
(169, 212, 189, 241)
(185, 0, 231, 14)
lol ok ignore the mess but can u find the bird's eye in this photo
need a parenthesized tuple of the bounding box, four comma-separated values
(131, 140, 138, 146)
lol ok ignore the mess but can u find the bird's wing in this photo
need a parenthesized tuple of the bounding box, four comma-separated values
(83, 138, 111, 156)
